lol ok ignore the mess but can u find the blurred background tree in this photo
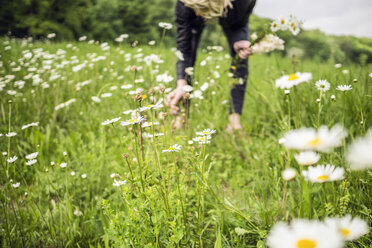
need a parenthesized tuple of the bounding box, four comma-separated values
(0, 0, 371, 64)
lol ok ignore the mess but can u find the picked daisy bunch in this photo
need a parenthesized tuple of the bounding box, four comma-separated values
(250, 14, 303, 54)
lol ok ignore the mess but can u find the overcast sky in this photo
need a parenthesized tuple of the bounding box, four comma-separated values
(254, 0, 372, 38)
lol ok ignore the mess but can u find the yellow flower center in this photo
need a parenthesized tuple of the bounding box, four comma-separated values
(307, 137, 322, 147)
(147, 105, 152, 108)
(288, 74, 299, 81)
(168, 147, 175, 150)
(129, 119, 137, 123)
(142, 94, 147, 99)
(341, 228, 350, 237)
(297, 239, 317, 248)
(273, 23, 277, 27)
(317, 175, 329, 181)
(291, 22, 295, 27)
(202, 131, 209, 134)
(200, 137, 205, 140)
(281, 20, 285, 24)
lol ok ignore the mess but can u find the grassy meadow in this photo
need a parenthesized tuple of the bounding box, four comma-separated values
(0, 36, 371, 247)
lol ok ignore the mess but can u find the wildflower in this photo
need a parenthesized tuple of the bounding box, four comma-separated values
(270, 19, 280, 32)
(74, 209, 83, 216)
(148, 40, 156, 45)
(141, 122, 159, 128)
(275, 72, 312, 89)
(101, 117, 121, 126)
(288, 15, 302, 35)
(26, 152, 38, 160)
(315, 80, 330, 92)
(335, 64, 342, 68)
(284, 90, 290, 95)
(281, 125, 347, 153)
(113, 179, 127, 186)
(7, 156, 17, 163)
(6, 132, 17, 137)
(282, 168, 297, 181)
(347, 132, 372, 170)
(71, 171, 75, 176)
(302, 164, 344, 183)
(60, 162, 67, 168)
(185, 67, 194, 75)
(193, 135, 212, 144)
(183, 85, 193, 92)
(120, 116, 145, 126)
(79, 36, 87, 41)
(101, 93, 112, 98)
(121, 84, 133, 89)
(21, 122, 39, 130)
(200, 82, 209, 91)
(196, 129, 216, 136)
(336, 85, 352, 91)
(175, 50, 184, 61)
(47, 33, 56, 39)
(331, 95, 336, 101)
(63, 151, 67, 156)
(158, 22, 173, 29)
(266, 219, 344, 248)
(251, 34, 284, 54)
(12, 182, 21, 188)
(342, 69, 349, 74)
(81, 174, 87, 179)
(110, 173, 118, 178)
(55, 98, 76, 111)
(369, 72, 372, 78)
(325, 215, 369, 241)
(191, 90, 203, 99)
(91, 96, 101, 103)
(162, 144, 182, 153)
(294, 151, 320, 166)
(26, 159, 37, 166)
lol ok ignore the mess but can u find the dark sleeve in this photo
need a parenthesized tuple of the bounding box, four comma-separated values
(175, 0, 193, 80)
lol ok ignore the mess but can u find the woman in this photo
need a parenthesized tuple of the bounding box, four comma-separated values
(166, 0, 256, 132)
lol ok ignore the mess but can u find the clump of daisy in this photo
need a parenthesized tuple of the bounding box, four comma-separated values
(294, 151, 320, 166)
(347, 131, 372, 170)
(325, 215, 369, 241)
(302, 164, 344, 183)
(336, 85, 352, 91)
(315, 80, 330, 92)
(275, 72, 312, 89)
(162, 144, 181, 153)
(266, 219, 344, 248)
(281, 125, 347, 153)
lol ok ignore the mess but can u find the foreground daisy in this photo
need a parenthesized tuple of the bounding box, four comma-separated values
(193, 135, 212, 144)
(302, 164, 344, 183)
(266, 219, 344, 248)
(325, 215, 369, 241)
(7, 156, 17, 163)
(294, 151, 320, 166)
(281, 125, 347, 153)
(347, 132, 372, 170)
(162, 144, 181, 153)
(196, 129, 216, 136)
(275, 72, 312, 89)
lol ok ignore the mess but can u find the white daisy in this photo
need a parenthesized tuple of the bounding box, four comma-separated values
(270, 19, 280, 32)
(120, 116, 145, 126)
(275, 72, 312, 89)
(302, 164, 344, 183)
(336, 85, 352, 91)
(12, 182, 21, 188)
(282, 168, 297, 181)
(315, 80, 330, 92)
(121, 84, 133, 89)
(101, 117, 121, 126)
(6, 132, 17, 137)
(74, 209, 83, 216)
(281, 125, 347, 153)
(7, 156, 17, 163)
(162, 144, 182, 153)
(185, 67, 194, 75)
(266, 219, 344, 248)
(141, 122, 159, 128)
(325, 215, 369, 241)
(25, 152, 38, 160)
(21, 122, 39, 130)
(113, 179, 127, 187)
(193, 135, 212, 144)
(196, 129, 216, 136)
(71, 171, 75, 176)
(91, 96, 101, 103)
(81, 174, 87, 179)
(60, 162, 67, 168)
(347, 132, 372, 170)
(158, 22, 172, 30)
(183, 85, 193, 92)
(294, 151, 320, 166)
(101, 93, 112, 98)
(26, 159, 37, 166)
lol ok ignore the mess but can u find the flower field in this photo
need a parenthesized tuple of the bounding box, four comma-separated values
(0, 35, 371, 247)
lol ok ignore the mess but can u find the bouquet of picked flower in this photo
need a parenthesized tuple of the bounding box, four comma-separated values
(250, 14, 303, 54)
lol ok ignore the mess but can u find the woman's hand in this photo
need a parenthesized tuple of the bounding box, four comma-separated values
(233, 40, 253, 59)
(165, 79, 188, 115)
